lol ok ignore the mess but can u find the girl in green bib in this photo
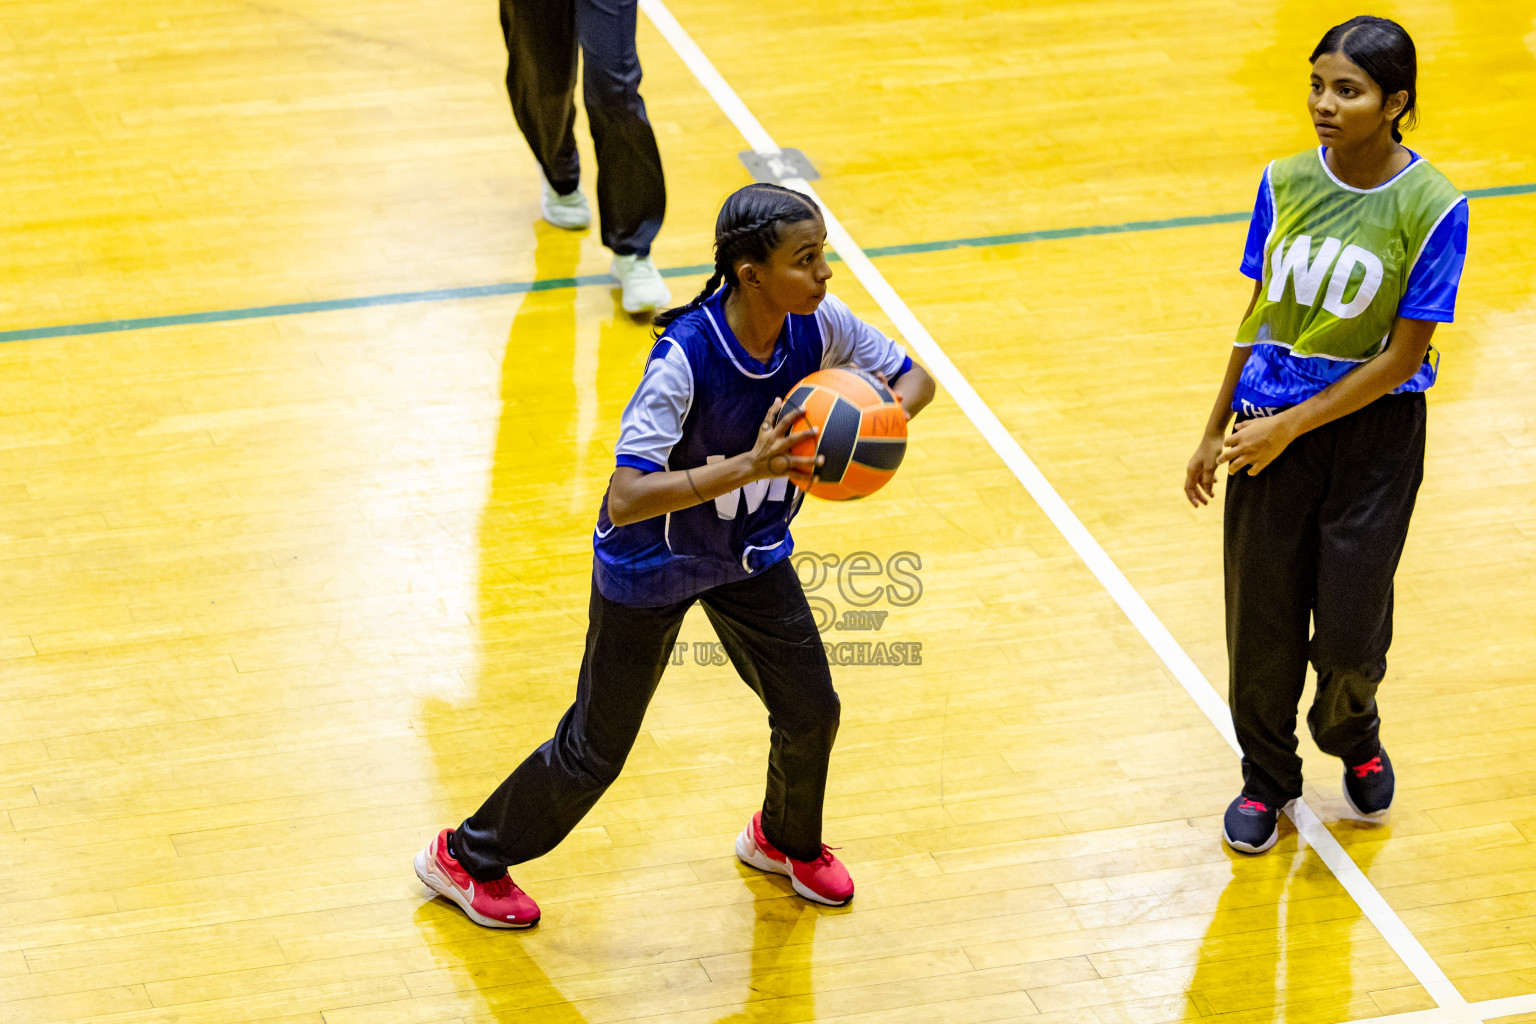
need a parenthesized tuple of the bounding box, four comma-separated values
(1184, 15, 1469, 853)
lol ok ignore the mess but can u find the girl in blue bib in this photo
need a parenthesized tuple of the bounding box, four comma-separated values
(415, 183, 935, 924)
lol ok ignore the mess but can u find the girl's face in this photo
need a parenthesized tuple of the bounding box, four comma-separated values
(1308, 51, 1407, 149)
(744, 216, 832, 314)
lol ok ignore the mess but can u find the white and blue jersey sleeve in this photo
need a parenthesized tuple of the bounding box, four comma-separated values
(1238, 162, 1470, 321)
(815, 294, 913, 378)
(613, 338, 693, 473)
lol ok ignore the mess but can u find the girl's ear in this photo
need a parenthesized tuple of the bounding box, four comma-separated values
(735, 258, 762, 291)
(1383, 89, 1409, 122)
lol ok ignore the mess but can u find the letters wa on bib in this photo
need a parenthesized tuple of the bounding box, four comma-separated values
(1233, 145, 1468, 414)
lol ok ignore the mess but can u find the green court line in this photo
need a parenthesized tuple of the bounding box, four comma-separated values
(3, 182, 1529, 344)
(861, 210, 1252, 259)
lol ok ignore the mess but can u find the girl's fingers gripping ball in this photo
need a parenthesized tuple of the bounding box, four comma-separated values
(775, 367, 908, 501)
(762, 397, 781, 432)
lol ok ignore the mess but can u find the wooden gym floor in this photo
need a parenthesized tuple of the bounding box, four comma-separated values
(3, 0, 1536, 1021)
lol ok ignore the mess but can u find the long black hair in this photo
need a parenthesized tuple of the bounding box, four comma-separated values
(1311, 15, 1418, 142)
(652, 183, 822, 333)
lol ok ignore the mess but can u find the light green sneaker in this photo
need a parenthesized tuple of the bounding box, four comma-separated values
(540, 179, 591, 230)
(611, 254, 671, 314)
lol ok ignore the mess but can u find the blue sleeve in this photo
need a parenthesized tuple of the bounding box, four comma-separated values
(616, 453, 665, 473)
(1239, 167, 1274, 281)
(1398, 198, 1469, 322)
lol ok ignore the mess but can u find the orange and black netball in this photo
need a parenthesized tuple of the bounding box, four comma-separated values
(775, 368, 907, 500)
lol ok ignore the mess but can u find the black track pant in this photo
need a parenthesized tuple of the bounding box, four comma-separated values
(1224, 392, 1426, 808)
(499, 0, 666, 257)
(454, 559, 840, 879)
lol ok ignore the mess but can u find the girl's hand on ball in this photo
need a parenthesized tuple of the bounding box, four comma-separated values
(751, 398, 820, 483)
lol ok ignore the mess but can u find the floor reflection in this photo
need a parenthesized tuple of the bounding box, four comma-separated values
(410, 216, 594, 1021)
(409, 218, 723, 1020)
(1187, 814, 1387, 1022)
(412, 899, 590, 1023)
(712, 892, 829, 1023)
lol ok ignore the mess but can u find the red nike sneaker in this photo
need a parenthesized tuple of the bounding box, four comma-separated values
(414, 828, 539, 929)
(734, 811, 854, 906)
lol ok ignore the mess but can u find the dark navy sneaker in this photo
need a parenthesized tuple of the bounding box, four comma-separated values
(1223, 795, 1280, 853)
(1343, 745, 1394, 816)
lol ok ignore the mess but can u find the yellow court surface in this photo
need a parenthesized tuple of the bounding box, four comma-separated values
(4, 0, 1536, 1022)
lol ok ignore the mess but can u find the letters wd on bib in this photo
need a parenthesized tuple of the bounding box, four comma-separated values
(1233, 146, 1468, 415)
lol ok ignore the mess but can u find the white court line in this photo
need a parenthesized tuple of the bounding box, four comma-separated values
(1463, 993, 1536, 1021)
(1347, 1012, 1465, 1024)
(1349, 994, 1536, 1024)
(638, 2, 1517, 1022)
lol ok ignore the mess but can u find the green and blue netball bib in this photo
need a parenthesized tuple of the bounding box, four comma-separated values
(1232, 147, 1467, 413)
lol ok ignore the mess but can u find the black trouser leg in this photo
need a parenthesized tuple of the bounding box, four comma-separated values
(1226, 393, 1426, 806)
(576, 0, 665, 256)
(1308, 660, 1387, 766)
(699, 560, 840, 862)
(500, 0, 581, 193)
(1307, 393, 1426, 765)
(1225, 437, 1324, 807)
(453, 580, 691, 879)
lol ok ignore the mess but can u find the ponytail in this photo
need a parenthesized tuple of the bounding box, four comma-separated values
(652, 183, 821, 336)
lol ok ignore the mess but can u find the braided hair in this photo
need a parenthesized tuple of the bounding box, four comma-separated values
(652, 183, 822, 333)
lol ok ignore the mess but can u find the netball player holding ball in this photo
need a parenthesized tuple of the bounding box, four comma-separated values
(416, 182, 935, 926)
(1185, 17, 1468, 853)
